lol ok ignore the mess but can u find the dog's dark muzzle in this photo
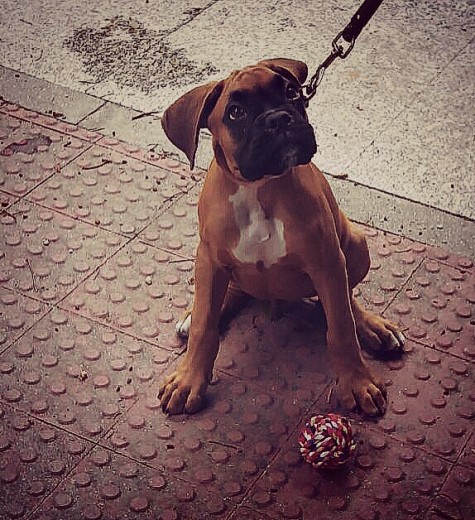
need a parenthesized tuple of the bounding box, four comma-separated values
(237, 108, 317, 181)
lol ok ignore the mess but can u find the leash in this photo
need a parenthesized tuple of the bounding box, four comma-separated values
(303, 0, 384, 105)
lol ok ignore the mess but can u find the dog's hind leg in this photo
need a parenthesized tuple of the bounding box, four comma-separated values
(218, 281, 254, 334)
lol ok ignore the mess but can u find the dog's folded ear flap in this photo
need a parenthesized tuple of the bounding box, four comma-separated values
(258, 58, 308, 85)
(161, 80, 224, 170)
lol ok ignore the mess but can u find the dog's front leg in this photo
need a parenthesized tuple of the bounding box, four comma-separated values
(308, 250, 387, 416)
(159, 242, 230, 414)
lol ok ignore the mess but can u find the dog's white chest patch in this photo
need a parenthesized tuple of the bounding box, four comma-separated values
(229, 185, 286, 268)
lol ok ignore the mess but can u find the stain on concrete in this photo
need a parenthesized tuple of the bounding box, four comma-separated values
(1, 135, 52, 156)
(64, 16, 218, 91)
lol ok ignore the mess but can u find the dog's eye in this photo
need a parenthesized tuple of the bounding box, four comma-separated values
(228, 105, 246, 121)
(286, 84, 301, 101)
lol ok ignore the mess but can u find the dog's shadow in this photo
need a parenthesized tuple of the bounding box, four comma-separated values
(208, 298, 332, 403)
(202, 297, 404, 410)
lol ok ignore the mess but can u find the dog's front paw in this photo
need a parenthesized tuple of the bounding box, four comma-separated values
(158, 365, 209, 415)
(336, 364, 387, 417)
(354, 305, 405, 355)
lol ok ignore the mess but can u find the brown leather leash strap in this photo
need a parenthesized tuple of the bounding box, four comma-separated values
(303, 0, 384, 104)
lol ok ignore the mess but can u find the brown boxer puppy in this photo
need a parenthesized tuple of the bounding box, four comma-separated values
(159, 58, 405, 416)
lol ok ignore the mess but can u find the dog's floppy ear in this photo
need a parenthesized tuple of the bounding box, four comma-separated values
(258, 58, 308, 85)
(161, 81, 224, 170)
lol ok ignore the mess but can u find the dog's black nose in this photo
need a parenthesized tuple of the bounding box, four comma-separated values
(264, 110, 293, 132)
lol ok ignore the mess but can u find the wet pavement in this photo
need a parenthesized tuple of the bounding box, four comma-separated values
(0, 99, 474, 520)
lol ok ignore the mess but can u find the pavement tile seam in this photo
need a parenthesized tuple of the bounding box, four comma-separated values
(368, 413, 474, 464)
(54, 297, 188, 355)
(90, 133, 208, 185)
(19, 138, 202, 242)
(2, 184, 196, 311)
(24, 186, 193, 243)
(0, 306, 181, 483)
(55, 236, 198, 352)
(380, 256, 425, 316)
(227, 507, 273, 520)
(1, 200, 128, 305)
(423, 245, 474, 277)
(0, 99, 207, 184)
(54, 246, 191, 353)
(0, 403, 101, 520)
(431, 256, 474, 274)
(0, 286, 52, 355)
(3, 398, 130, 456)
(133, 187, 201, 250)
(0, 101, 103, 144)
(456, 431, 474, 471)
(75, 100, 108, 126)
(8, 138, 95, 204)
(381, 256, 474, 363)
(0, 322, 184, 519)
(400, 335, 475, 368)
(360, 223, 474, 272)
(90, 430, 268, 497)
(24, 437, 185, 520)
(24, 444, 248, 520)
(426, 457, 475, 520)
(0, 114, 95, 202)
(315, 402, 466, 464)
(365, 423, 470, 473)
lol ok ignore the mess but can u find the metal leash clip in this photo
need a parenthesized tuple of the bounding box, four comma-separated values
(302, 0, 383, 105)
(302, 32, 356, 105)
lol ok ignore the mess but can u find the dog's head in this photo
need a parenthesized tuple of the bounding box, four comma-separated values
(162, 58, 317, 182)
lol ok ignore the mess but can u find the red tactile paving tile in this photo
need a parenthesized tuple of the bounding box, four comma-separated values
(62, 241, 194, 350)
(430, 464, 474, 520)
(27, 144, 196, 236)
(459, 432, 475, 470)
(0, 191, 18, 209)
(0, 112, 90, 197)
(243, 423, 452, 520)
(0, 309, 175, 440)
(0, 403, 94, 519)
(227, 508, 272, 519)
(97, 136, 204, 179)
(0, 105, 473, 520)
(99, 372, 309, 508)
(425, 242, 474, 272)
(29, 446, 233, 520)
(0, 200, 125, 303)
(384, 258, 475, 361)
(356, 227, 424, 313)
(0, 287, 49, 355)
(216, 302, 331, 401)
(329, 341, 474, 461)
(0, 102, 102, 143)
(139, 183, 201, 258)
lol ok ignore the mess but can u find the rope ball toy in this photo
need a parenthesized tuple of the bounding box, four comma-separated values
(298, 413, 356, 469)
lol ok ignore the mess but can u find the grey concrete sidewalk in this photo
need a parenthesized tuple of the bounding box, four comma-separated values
(0, 0, 474, 256)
